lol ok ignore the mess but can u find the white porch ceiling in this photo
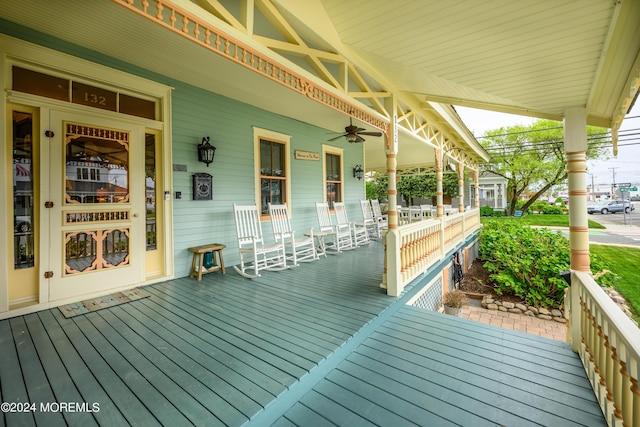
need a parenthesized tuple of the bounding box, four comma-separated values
(1, 0, 639, 171)
(293, 0, 640, 127)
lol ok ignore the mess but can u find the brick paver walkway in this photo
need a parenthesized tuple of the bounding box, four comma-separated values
(461, 305, 568, 342)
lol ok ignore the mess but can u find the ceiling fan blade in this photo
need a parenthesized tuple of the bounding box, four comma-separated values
(358, 131, 383, 137)
(327, 134, 347, 141)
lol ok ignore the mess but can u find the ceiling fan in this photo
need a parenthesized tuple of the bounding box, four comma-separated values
(328, 117, 382, 143)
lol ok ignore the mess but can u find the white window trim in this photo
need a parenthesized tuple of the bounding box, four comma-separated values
(322, 144, 344, 205)
(253, 127, 291, 217)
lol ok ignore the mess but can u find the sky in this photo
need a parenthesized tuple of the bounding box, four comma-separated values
(456, 103, 640, 189)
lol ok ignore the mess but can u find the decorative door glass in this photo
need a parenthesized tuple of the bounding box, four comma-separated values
(65, 123, 129, 204)
(63, 123, 131, 275)
(12, 110, 35, 268)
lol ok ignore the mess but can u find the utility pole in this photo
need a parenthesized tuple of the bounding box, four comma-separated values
(609, 167, 618, 199)
(588, 173, 595, 201)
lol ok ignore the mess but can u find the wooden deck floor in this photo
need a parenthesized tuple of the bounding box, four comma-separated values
(0, 241, 605, 426)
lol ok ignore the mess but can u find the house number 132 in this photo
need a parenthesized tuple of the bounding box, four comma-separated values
(84, 92, 107, 105)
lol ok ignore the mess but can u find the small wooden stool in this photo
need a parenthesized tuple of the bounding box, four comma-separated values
(188, 243, 226, 281)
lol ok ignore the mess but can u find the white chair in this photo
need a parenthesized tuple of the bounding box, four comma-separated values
(315, 202, 354, 252)
(233, 204, 287, 278)
(370, 199, 388, 228)
(419, 204, 432, 219)
(268, 203, 317, 266)
(360, 199, 381, 239)
(334, 202, 369, 247)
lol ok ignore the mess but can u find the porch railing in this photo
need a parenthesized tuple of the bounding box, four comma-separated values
(567, 271, 640, 427)
(384, 208, 480, 296)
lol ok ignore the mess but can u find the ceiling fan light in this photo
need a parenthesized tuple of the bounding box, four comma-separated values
(346, 133, 358, 143)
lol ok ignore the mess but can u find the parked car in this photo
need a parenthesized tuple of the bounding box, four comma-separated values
(630, 195, 640, 201)
(587, 200, 635, 214)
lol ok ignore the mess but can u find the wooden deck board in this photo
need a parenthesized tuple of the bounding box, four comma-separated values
(88, 308, 246, 426)
(0, 240, 606, 427)
(0, 318, 36, 427)
(37, 310, 140, 426)
(115, 302, 275, 412)
(9, 317, 66, 427)
(157, 279, 339, 359)
(22, 313, 97, 427)
(279, 305, 606, 427)
(125, 295, 285, 402)
(390, 308, 597, 399)
(144, 283, 317, 376)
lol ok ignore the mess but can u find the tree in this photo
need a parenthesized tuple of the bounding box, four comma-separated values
(480, 120, 609, 215)
(393, 173, 459, 205)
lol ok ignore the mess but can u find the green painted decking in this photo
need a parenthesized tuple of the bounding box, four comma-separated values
(0, 241, 605, 426)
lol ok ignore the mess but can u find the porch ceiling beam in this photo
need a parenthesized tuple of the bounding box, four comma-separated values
(346, 63, 387, 116)
(253, 0, 345, 91)
(254, 35, 344, 89)
(196, 0, 247, 33)
(348, 92, 391, 99)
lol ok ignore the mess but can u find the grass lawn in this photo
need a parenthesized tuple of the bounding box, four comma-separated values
(481, 214, 605, 229)
(590, 245, 640, 323)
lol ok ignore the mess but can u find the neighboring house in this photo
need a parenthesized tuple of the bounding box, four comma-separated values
(468, 171, 507, 211)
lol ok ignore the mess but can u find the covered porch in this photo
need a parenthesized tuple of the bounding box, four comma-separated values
(0, 239, 606, 427)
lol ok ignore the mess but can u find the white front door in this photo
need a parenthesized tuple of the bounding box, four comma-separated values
(45, 111, 145, 302)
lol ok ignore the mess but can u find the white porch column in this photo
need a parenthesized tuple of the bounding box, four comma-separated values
(564, 107, 590, 272)
(384, 96, 401, 296)
(474, 170, 480, 208)
(458, 162, 464, 212)
(385, 97, 399, 231)
(436, 148, 444, 217)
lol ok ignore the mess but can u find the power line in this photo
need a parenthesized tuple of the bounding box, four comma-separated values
(475, 115, 640, 139)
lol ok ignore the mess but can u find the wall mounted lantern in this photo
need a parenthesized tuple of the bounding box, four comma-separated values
(353, 164, 364, 180)
(198, 136, 216, 167)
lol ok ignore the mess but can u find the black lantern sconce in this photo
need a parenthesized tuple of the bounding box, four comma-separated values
(198, 137, 216, 167)
(353, 164, 364, 180)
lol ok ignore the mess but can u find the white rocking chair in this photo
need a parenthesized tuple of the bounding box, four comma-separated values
(370, 199, 389, 228)
(233, 204, 287, 278)
(334, 202, 369, 247)
(360, 199, 381, 239)
(315, 202, 354, 253)
(268, 203, 317, 266)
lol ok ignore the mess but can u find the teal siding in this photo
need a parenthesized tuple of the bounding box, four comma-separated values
(171, 84, 366, 275)
(0, 22, 368, 277)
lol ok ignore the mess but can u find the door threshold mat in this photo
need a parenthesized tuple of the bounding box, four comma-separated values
(58, 288, 151, 318)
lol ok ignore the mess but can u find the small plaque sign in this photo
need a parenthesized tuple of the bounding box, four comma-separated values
(295, 150, 320, 161)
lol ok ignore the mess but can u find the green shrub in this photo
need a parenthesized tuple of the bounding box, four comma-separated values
(479, 220, 616, 308)
(480, 206, 494, 217)
(542, 205, 563, 215)
(530, 200, 549, 213)
(515, 200, 526, 210)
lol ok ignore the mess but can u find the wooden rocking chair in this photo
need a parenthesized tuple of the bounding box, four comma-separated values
(268, 203, 317, 266)
(360, 199, 381, 239)
(334, 202, 369, 247)
(370, 199, 388, 229)
(233, 204, 287, 278)
(315, 202, 354, 253)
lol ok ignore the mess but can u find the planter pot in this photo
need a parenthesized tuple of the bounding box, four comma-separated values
(444, 305, 462, 316)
